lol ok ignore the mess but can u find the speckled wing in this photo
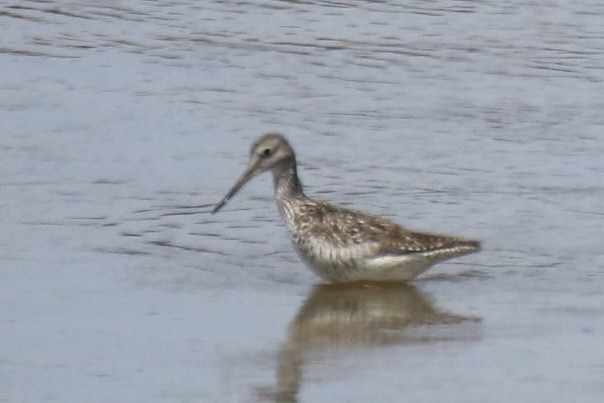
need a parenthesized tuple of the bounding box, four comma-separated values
(297, 201, 479, 256)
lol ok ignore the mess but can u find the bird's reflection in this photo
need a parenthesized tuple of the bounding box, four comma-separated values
(257, 282, 480, 402)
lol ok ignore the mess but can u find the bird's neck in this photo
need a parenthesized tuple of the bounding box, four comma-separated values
(272, 158, 304, 201)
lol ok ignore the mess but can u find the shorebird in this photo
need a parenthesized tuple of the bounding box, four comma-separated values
(212, 133, 480, 283)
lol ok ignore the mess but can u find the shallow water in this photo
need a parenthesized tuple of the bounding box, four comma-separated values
(2, 1, 604, 402)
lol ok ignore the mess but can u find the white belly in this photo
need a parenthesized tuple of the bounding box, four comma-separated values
(291, 237, 450, 283)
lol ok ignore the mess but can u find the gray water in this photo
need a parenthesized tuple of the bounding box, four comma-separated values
(2, 1, 603, 402)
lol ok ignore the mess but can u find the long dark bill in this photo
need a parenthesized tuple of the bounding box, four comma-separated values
(211, 164, 258, 214)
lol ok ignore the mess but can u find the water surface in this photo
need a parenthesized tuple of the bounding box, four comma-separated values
(1, 1, 603, 402)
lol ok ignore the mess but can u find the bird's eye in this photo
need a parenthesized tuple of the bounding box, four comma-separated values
(261, 148, 272, 158)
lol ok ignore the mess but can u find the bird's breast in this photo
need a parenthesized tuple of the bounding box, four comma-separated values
(289, 232, 379, 281)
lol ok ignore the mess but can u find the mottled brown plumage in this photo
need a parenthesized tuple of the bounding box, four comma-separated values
(213, 133, 480, 283)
